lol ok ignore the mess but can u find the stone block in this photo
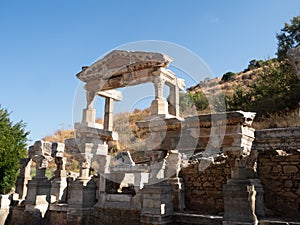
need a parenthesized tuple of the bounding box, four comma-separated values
(284, 180, 293, 188)
(0, 194, 10, 208)
(272, 165, 282, 173)
(280, 191, 298, 199)
(259, 166, 272, 173)
(29, 140, 52, 158)
(283, 165, 298, 173)
(82, 108, 96, 123)
(97, 90, 123, 101)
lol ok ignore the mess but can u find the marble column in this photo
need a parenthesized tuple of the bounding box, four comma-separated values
(104, 97, 114, 131)
(151, 76, 168, 116)
(168, 85, 180, 117)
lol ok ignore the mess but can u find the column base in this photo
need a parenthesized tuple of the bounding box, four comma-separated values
(140, 214, 173, 225)
(141, 182, 174, 224)
(223, 179, 258, 225)
(151, 98, 168, 116)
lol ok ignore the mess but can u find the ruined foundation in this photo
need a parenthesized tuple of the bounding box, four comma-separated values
(1, 49, 300, 225)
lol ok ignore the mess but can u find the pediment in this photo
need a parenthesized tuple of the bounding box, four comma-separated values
(76, 50, 173, 82)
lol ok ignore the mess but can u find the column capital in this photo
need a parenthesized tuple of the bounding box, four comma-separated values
(152, 76, 166, 100)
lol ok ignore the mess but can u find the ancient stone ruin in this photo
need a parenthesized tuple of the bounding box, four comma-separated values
(2, 49, 300, 225)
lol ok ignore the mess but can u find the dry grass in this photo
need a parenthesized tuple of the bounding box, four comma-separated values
(253, 109, 300, 130)
(191, 69, 260, 97)
(43, 129, 75, 143)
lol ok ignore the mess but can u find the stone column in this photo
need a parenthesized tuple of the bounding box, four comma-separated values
(82, 90, 96, 123)
(23, 140, 52, 224)
(151, 76, 168, 116)
(165, 150, 185, 211)
(223, 158, 258, 225)
(220, 112, 260, 225)
(141, 150, 174, 225)
(24, 155, 51, 220)
(168, 85, 180, 117)
(71, 112, 114, 225)
(50, 155, 67, 203)
(95, 152, 110, 206)
(97, 90, 122, 130)
(104, 97, 114, 131)
(67, 142, 97, 225)
(15, 158, 32, 201)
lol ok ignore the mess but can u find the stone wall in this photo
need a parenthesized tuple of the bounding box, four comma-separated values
(181, 157, 233, 214)
(172, 212, 222, 225)
(48, 205, 68, 225)
(258, 151, 300, 218)
(6, 114, 300, 224)
(255, 127, 300, 219)
(48, 211, 67, 225)
(90, 207, 141, 225)
(10, 206, 24, 225)
(255, 127, 300, 152)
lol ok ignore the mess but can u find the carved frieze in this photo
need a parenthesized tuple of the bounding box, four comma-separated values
(77, 50, 173, 83)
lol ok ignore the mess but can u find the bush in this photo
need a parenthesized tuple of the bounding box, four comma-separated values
(226, 59, 300, 116)
(0, 107, 29, 194)
(221, 72, 236, 82)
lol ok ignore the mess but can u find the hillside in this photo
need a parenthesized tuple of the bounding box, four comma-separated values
(189, 69, 259, 96)
(187, 59, 300, 129)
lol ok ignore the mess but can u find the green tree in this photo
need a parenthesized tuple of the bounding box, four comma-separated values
(276, 15, 300, 60)
(0, 107, 29, 194)
(251, 60, 300, 115)
(190, 91, 209, 111)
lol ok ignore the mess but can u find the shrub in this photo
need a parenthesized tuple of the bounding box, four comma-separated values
(179, 91, 209, 114)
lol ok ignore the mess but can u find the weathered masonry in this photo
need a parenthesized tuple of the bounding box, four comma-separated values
(2, 48, 300, 225)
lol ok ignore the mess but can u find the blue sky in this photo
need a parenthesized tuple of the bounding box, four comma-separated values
(0, 1, 299, 143)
